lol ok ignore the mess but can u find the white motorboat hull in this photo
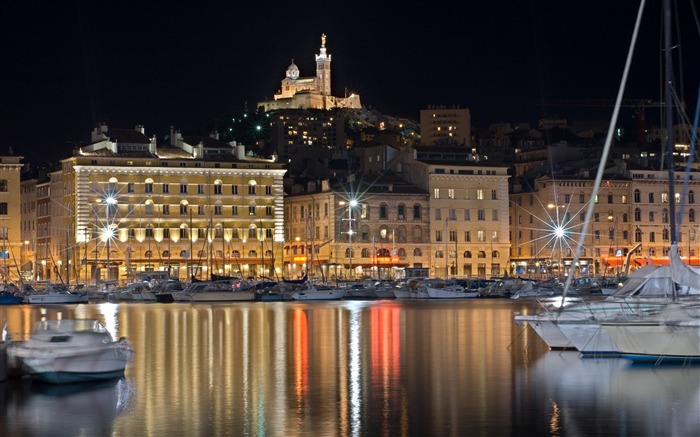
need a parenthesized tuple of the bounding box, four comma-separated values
(172, 291, 256, 302)
(26, 294, 89, 304)
(602, 320, 700, 363)
(556, 322, 618, 356)
(16, 342, 131, 383)
(426, 288, 479, 299)
(291, 289, 345, 300)
(515, 316, 573, 349)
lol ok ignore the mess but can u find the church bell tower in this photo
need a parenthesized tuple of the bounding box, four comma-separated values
(315, 34, 331, 98)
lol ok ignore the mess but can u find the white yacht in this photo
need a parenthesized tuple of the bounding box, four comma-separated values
(8, 319, 133, 383)
(25, 283, 89, 305)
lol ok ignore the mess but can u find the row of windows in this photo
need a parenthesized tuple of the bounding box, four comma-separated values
(110, 249, 272, 259)
(293, 204, 424, 221)
(123, 183, 272, 196)
(92, 227, 274, 240)
(437, 208, 498, 221)
(434, 188, 498, 200)
(97, 204, 274, 217)
(515, 208, 697, 225)
(520, 189, 697, 207)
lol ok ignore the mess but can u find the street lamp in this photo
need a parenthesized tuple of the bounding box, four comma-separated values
(104, 195, 118, 282)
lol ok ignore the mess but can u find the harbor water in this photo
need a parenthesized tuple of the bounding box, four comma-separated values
(1, 299, 698, 436)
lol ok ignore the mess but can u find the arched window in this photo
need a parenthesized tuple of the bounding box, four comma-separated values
(145, 250, 152, 258)
(662, 208, 669, 224)
(413, 248, 422, 257)
(361, 248, 370, 258)
(634, 189, 641, 203)
(464, 251, 472, 258)
(491, 251, 499, 258)
(634, 208, 641, 222)
(435, 251, 444, 258)
(662, 228, 669, 241)
(396, 225, 407, 243)
(413, 204, 421, 220)
(690, 190, 696, 204)
(248, 250, 257, 258)
(345, 248, 354, 258)
(377, 248, 391, 257)
(398, 248, 407, 259)
(690, 208, 696, 223)
(412, 226, 422, 242)
(379, 203, 388, 219)
(397, 203, 406, 220)
(477, 251, 486, 258)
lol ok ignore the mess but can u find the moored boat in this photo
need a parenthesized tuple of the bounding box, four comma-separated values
(25, 283, 89, 305)
(7, 319, 133, 383)
(290, 282, 345, 301)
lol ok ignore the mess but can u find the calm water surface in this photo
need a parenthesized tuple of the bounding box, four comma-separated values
(1, 299, 698, 436)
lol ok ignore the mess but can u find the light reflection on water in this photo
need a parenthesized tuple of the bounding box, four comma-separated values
(1, 300, 698, 436)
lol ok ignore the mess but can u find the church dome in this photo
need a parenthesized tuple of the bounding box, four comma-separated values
(286, 60, 300, 80)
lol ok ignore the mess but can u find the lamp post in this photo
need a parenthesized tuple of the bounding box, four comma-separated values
(105, 195, 117, 282)
(347, 199, 357, 279)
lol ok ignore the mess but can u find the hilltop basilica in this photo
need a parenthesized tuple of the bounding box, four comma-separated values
(257, 34, 362, 112)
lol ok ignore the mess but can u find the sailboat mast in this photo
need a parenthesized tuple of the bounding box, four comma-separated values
(664, 0, 677, 245)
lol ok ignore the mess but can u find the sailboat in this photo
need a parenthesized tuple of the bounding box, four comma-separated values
(516, 0, 700, 358)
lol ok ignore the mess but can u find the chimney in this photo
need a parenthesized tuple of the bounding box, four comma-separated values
(237, 144, 246, 160)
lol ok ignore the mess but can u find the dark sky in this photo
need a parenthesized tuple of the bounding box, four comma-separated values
(3, 1, 699, 164)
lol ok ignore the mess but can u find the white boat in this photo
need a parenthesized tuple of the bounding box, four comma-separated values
(290, 283, 345, 301)
(601, 302, 700, 364)
(7, 319, 133, 383)
(514, 256, 700, 352)
(171, 280, 255, 302)
(424, 280, 479, 299)
(25, 283, 90, 305)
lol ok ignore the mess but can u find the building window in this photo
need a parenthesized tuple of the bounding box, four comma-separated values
(214, 205, 222, 215)
(398, 204, 405, 219)
(232, 206, 238, 216)
(162, 205, 170, 215)
(477, 209, 485, 221)
(634, 208, 641, 221)
(435, 209, 441, 220)
(476, 189, 484, 200)
(492, 210, 498, 221)
(180, 183, 187, 194)
(464, 209, 470, 220)
(0, 180, 6, 192)
(492, 190, 498, 200)
(214, 185, 222, 195)
(435, 230, 442, 242)
(180, 204, 188, 215)
(198, 185, 205, 194)
(232, 185, 238, 195)
(379, 203, 388, 219)
(265, 186, 272, 195)
(634, 189, 640, 202)
(248, 185, 256, 195)
(579, 192, 585, 203)
(662, 208, 669, 223)
(0, 202, 9, 215)
(690, 191, 696, 204)
(635, 228, 642, 242)
(448, 188, 454, 199)
(127, 183, 134, 193)
(690, 209, 696, 223)
(162, 184, 169, 193)
(413, 204, 420, 219)
(465, 231, 471, 242)
(198, 205, 205, 215)
(249, 205, 256, 216)
(266, 206, 273, 216)
(433, 188, 439, 199)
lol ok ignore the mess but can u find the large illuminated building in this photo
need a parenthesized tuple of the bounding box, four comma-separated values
(284, 177, 431, 280)
(257, 34, 361, 112)
(41, 123, 288, 284)
(0, 153, 23, 282)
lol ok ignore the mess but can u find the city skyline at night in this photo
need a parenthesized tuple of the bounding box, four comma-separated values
(4, 1, 700, 164)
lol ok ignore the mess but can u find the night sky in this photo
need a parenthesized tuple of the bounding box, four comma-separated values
(3, 1, 699, 164)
